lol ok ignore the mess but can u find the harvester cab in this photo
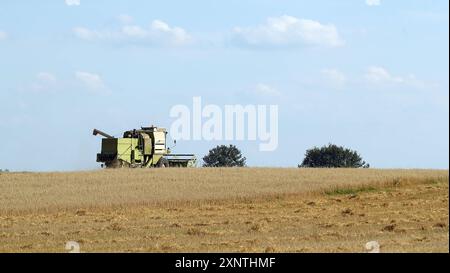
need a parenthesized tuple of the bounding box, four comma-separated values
(93, 126, 196, 168)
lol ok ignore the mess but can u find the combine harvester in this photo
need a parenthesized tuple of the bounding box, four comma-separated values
(93, 126, 196, 168)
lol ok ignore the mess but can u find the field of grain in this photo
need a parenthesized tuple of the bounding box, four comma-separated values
(0, 168, 448, 252)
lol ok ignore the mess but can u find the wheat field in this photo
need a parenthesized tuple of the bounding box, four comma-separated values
(0, 168, 448, 252)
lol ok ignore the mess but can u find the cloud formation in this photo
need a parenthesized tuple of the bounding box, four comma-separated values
(75, 71, 107, 92)
(73, 17, 192, 46)
(365, 66, 426, 88)
(30, 72, 57, 92)
(232, 15, 344, 48)
(65, 0, 80, 6)
(365, 0, 381, 6)
(253, 83, 281, 96)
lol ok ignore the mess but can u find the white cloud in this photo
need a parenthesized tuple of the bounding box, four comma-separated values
(73, 27, 118, 40)
(122, 25, 148, 38)
(365, 66, 427, 88)
(321, 69, 347, 88)
(65, 0, 80, 6)
(75, 71, 107, 92)
(30, 72, 57, 92)
(232, 15, 344, 48)
(73, 19, 192, 46)
(366, 0, 381, 6)
(151, 20, 192, 45)
(251, 84, 282, 97)
(365, 66, 404, 84)
(0, 31, 7, 41)
(73, 27, 93, 39)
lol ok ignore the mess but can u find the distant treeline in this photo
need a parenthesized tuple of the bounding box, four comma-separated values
(202, 143, 369, 168)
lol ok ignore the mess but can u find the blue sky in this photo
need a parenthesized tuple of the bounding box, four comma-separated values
(0, 0, 448, 171)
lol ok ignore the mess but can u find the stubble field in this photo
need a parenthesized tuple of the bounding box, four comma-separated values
(0, 168, 448, 252)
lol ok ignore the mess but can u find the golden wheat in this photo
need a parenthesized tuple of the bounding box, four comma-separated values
(0, 168, 447, 253)
(0, 168, 446, 214)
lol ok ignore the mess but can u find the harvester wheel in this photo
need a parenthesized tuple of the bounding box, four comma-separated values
(157, 158, 170, 168)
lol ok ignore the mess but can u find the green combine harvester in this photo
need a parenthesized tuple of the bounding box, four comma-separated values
(93, 126, 196, 168)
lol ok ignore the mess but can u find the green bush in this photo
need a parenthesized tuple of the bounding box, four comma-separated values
(203, 145, 246, 167)
(299, 144, 369, 168)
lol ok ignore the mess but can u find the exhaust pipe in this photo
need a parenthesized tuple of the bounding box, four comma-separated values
(92, 129, 114, 139)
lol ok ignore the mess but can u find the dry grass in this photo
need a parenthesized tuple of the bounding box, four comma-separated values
(0, 168, 448, 252)
(0, 168, 446, 213)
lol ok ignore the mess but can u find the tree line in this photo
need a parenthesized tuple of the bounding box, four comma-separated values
(202, 144, 369, 168)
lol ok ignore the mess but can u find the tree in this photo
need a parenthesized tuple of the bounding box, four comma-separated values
(299, 144, 369, 168)
(203, 145, 246, 167)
